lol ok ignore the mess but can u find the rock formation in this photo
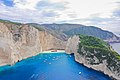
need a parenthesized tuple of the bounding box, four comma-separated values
(0, 21, 120, 80)
(0, 22, 66, 66)
(65, 35, 80, 54)
(66, 35, 120, 80)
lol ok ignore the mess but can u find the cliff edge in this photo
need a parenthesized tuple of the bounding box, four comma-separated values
(66, 35, 120, 80)
(0, 22, 66, 66)
(0, 20, 120, 80)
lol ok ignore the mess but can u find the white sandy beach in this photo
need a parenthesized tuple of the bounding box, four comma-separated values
(41, 50, 65, 53)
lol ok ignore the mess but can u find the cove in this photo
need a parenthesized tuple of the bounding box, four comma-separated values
(0, 53, 111, 80)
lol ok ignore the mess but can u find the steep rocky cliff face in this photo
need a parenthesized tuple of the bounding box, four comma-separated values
(65, 35, 79, 54)
(75, 49, 120, 80)
(0, 20, 120, 80)
(0, 22, 66, 66)
(39, 31, 66, 51)
(66, 35, 120, 80)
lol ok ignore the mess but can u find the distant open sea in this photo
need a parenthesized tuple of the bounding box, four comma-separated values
(0, 53, 111, 80)
(110, 43, 120, 54)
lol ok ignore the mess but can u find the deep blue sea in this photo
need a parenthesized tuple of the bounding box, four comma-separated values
(0, 53, 111, 80)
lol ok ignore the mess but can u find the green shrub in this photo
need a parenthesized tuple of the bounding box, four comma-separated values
(78, 34, 120, 72)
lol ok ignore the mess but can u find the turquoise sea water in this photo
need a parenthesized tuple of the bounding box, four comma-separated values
(0, 53, 111, 80)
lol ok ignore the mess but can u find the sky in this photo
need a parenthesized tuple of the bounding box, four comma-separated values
(0, 0, 120, 35)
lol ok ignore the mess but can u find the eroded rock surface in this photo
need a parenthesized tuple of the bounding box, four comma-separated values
(66, 35, 120, 80)
(0, 22, 65, 66)
(0, 21, 120, 80)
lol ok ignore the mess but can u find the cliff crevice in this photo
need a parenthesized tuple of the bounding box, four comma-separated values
(0, 22, 66, 66)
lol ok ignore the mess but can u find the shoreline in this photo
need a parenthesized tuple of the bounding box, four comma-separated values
(0, 51, 117, 80)
(75, 60, 117, 80)
(41, 50, 65, 53)
(0, 51, 118, 80)
(73, 53, 119, 80)
(0, 50, 66, 66)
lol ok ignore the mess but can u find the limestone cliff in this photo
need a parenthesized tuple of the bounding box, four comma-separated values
(0, 20, 120, 80)
(66, 35, 120, 80)
(0, 22, 66, 66)
(65, 35, 79, 54)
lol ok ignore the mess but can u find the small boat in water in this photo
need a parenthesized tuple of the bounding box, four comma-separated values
(79, 72, 81, 75)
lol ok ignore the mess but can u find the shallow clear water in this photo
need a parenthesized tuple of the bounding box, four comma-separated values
(0, 53, 111, 80)
(110, 43, 120, 54)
